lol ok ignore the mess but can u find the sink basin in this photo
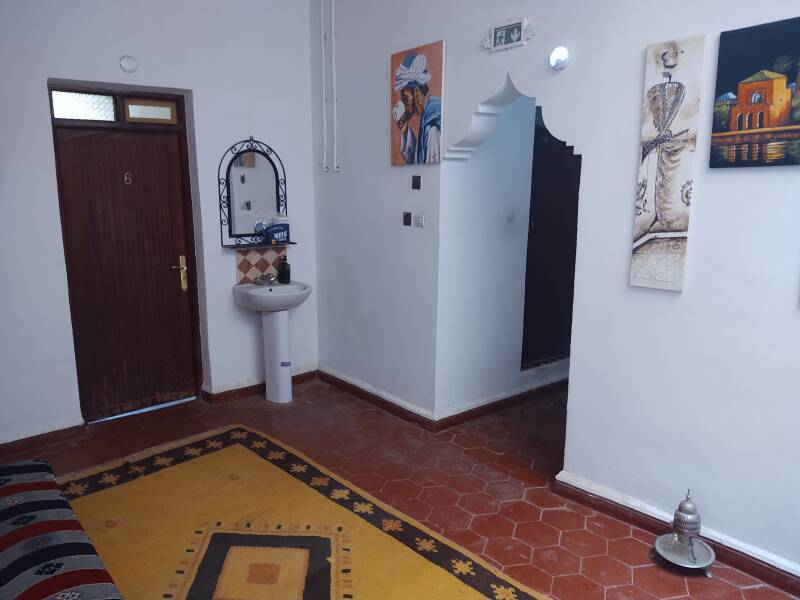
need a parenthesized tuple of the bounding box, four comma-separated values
(234, 281, 311, 313)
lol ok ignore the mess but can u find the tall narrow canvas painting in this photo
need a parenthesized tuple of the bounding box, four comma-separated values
(391, 40, 444, 165)
(710, 17, 800, 168)
(630, 36, 705, 292)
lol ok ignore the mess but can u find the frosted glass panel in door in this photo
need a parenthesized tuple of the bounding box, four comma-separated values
(52, 91, 115, 121)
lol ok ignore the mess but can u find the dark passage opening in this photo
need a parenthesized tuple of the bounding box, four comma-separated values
(521, 107, 582, 370)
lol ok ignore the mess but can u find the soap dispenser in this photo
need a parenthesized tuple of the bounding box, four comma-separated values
(277, 255, 291, 284)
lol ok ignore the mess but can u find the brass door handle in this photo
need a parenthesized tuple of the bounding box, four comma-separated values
(172, 255, 189, 291)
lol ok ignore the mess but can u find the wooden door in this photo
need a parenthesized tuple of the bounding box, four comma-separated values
(54, 128, 199, 421)
(521, 107, 582, 369)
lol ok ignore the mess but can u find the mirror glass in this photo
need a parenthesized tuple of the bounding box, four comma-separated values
(228, 151, 279, 236)
(218, 138, 287, 248)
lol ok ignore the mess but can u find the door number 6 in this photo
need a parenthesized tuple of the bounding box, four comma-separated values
(124, 172, 132, 185)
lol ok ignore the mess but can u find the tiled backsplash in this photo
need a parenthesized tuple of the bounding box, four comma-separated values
(235, 247, 286, 284)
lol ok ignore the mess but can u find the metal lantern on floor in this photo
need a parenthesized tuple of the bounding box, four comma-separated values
(654, 489, 716, 577)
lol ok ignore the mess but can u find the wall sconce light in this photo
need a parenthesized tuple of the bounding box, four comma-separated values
(549, 46, 571, 70)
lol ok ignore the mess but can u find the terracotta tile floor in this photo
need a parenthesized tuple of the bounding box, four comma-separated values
(0, 378, 794, 599)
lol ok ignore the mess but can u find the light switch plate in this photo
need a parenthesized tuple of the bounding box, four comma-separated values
(413, 212, 425, 228)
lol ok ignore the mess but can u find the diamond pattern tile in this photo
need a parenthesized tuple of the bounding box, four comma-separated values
(235, 247, 286, 284)
(1, 378, 794, 600)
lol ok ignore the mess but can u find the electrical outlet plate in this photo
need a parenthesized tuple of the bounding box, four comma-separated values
(413, 212, 424, 228)
(403, 212, 412, 226)
(412, 175, 421, 190)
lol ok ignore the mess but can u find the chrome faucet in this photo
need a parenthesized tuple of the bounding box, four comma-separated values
(256, 272, 278, 286)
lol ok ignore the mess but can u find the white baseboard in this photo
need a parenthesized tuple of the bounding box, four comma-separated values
(318, 364, 567, 424)
(317, 365, 436, 420)
(556, 470, 800, 578)
(435, 359, 569, 420)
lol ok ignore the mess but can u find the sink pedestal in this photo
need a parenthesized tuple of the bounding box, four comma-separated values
(261, 310, 293, 403)
(233, 280, 311, 405)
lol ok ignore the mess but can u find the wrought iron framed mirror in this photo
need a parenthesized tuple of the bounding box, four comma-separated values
(218, 136, 287, 248)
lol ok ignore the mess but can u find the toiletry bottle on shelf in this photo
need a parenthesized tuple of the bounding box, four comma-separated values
(277, 256, 291, 284)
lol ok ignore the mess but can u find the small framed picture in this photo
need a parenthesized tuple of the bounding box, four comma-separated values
(483, 18, 534, 53)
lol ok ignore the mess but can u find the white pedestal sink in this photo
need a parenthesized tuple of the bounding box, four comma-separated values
(233, 281, 311, 403)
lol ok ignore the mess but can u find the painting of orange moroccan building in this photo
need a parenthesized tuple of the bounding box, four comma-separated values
(728, 70, 792, 131)
(710, 16, 800, 168)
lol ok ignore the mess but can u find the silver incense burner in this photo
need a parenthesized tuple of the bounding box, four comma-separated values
(654, 490, 715, 577)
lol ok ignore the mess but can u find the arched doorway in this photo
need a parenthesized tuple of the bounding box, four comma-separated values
(440, 75, 579, 476)
(745, 113, 752, 129)
(757, 111, 764, 128)
(736, 113, 743, 130)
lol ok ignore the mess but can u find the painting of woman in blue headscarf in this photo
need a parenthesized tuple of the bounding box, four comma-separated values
(391, 40, 444, 165)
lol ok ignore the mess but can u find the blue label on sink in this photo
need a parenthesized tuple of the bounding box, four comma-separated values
(280, 361, 291, 367)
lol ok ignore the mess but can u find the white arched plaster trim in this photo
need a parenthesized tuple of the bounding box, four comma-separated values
(444, 73, 529, 161)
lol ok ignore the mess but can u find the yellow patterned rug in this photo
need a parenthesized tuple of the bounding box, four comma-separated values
(60, 425, 548, 599)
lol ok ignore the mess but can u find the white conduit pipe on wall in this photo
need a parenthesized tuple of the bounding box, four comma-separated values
(331, 0, 341, 172)
(320, 0, 329, 172)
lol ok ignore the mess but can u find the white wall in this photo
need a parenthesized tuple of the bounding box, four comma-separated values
(436, 96, 568, 419)
(0, 0, 319, 442)
(312, 0, 444, 418)
(312, 2, 566, 420)
(316, 0, 800, 574)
